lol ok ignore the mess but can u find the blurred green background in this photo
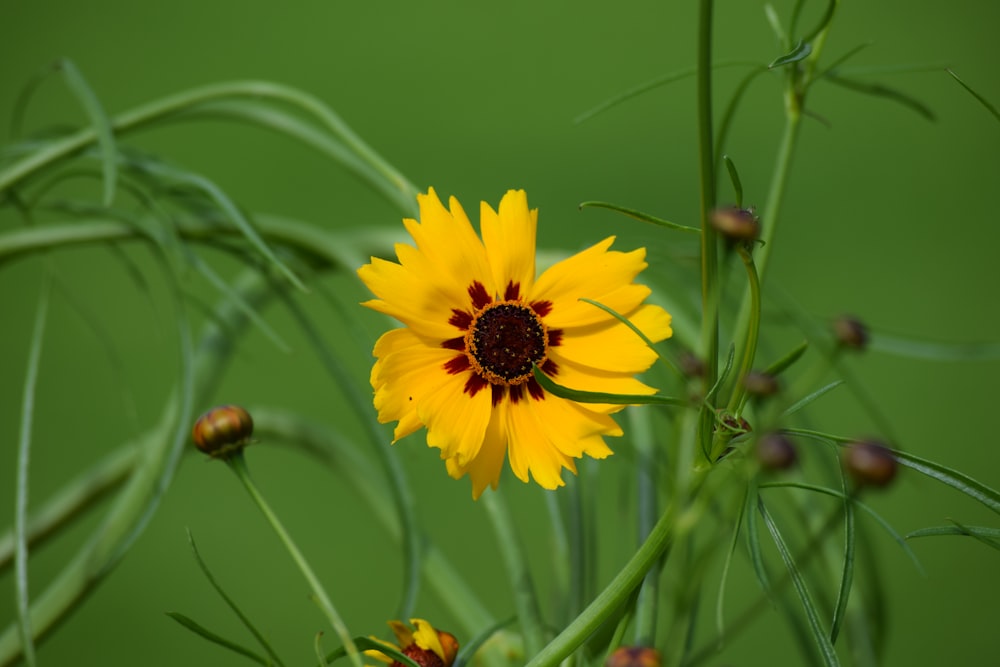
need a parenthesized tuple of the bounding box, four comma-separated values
(1, 1, 999, 665)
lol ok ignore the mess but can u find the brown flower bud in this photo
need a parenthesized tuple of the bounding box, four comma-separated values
(711, 205, 760, 241)
(678, 351, 705, 378)
(755, 432, 798, 471)
(606, 646, 662, 667)
(833, 315, 869, 351)
(843, 440, 898, 488)
(743, 370, 779, 397)
(192, 405, 254, 458)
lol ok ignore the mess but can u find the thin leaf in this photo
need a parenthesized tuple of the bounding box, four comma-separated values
(15, 273, 51, 667)
(574, 68, 697, 123)
(770, 41, 813, 69)
(315, 632, 330, 667)
(531, 365, 688, 407)
(823, 74, 935, 121)
(187, 531, 286, 667)
(869, 332, 1000, 361)
(715, 481, 749, 643)
(892, 448, 1000, 517)
(722, 156, 743, 207)
(166, 612, 269, 665)
(814, 43, 873, 80)
(829, 470, 855, 644)
(760, 482, 922, 571)
(946, 69, 1000, 122)
(780, 380, 845, 418)
(764, 340, 808, 377)
(453, 617, 517, 667)
(758, 500, 841, 667)
(800, 0, 838, 45)
(578, 201, 699, 234)
(744, 477, 770, 592)
(907, 524, 1000, 552)
(763, 4, 786, 45)
(57, 59, 117, 206)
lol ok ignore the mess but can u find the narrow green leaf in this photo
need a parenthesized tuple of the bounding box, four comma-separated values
(758, 500, 841, 667)
(815, 43, 873, 80)
(946, 69, 1000, 122)
(166, 612, 269, 666)
(892, 449, 1000, 516)
(453, 617, 517, 667)
(722, 156, 743, 207)
(800, 0, 838, 45)
(15, 273, 51, 667)
(764, 340, 808, 377)
(769, 41, 813, 69)
(57, 59, 117, 206)
(760, 482, 922, 571)
(763, 4, 786, 45)
(575, 68, 697, 123)
(315, 632, 330, 667)
(823, 74, 935, 121)
(869, 332, 1000, 361)
(531, 365, 688, 407)
(324, 637, 420, 667)
(744, 477, 770, 592)
(715, 481, 749, 643)
(578, 201, 699, 234)
(780, 380, 845, 418)
(707, 344, 737, 402)
(187, 531, 286, 667)
(907, 524, 1000, 552)
(829, 471, 855, 644)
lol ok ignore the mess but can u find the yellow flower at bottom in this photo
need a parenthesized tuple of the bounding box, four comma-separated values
(358, 188, 672, 498)
(365, 618, 458, 667)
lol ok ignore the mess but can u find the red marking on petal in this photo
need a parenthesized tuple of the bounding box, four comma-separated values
(444, 355, 471, 375)
(449, 309, 473, 330)
(509, 384, 525, 404)
(527, 376, 545, 401)
(441, 336, 465, 350)
(504, 281, 521, 301)
(542, 358, 559, 376)
(530, 300, 552, 317)
(468, 281, 492, 310)
(465, 373, 489, 397)
(547, 328, 563, 347)
(491, 384, 505, 407)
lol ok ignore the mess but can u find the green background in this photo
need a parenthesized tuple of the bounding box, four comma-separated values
(1, 1, 999, 665)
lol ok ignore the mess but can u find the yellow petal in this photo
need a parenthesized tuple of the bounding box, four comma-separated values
(371, 331, 454, 441)
(505, 398, 575, 489)
(530, 238, 653, 327)
(481, 190, 537, 298)
(417, 370, 492, 464)
(545, 350, 659, 414)
(403, 188, 497, 299)
(410, 619, 447, 662)
(387, 619, 414, 647)
(358, 256, 456, 340)
(448, 399, 509, 499)
(555, 304, 672, 373)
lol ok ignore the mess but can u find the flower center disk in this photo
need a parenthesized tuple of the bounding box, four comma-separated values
(467, 302, 546, 385)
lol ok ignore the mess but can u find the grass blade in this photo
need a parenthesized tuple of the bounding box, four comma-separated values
(823, 74, 935, 121)
(829, 470, 855, 644)
(946, 69, 1000, 123)
(744, 477, 770, 592)
(57, 59, 117, 206)
(531, 365, 688, 407)
(758, 500, 841, 667)
(907, 523, 1000, 552)
(722, 156, 743, 207)
(715, 480, 749, 643)
(780, 380, 844, 418)
(578, 201, 699, 234)
(14, 273, 51, 667)
(891, 448, 1000, 516)
(166, 612, 269, 665)
(869, 332, 1000, 361)
(764, 340, 808, 377)
(186, 530, 286, 666)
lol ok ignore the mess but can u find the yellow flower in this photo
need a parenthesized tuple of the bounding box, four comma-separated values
(365, 618, 458, 667)
(359, 189, 672, 498)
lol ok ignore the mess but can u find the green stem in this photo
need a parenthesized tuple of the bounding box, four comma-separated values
(722, 246, 762, 422)
(481, 491, 546, 658)
(696, 0, 720, 460)
(630, 410, 660, 646)
(225, 451, 362, 667)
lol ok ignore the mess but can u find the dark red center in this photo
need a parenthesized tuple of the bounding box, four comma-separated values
(469, 302, 546, 383)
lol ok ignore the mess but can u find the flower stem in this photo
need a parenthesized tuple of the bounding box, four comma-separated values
(225, 451, 362, 667)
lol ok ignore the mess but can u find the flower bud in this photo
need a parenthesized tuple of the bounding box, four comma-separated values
(192, 405, 254, 458)
(833, 315, 869, 351)
(755, 432, 798, 471)
(743, 370, 779, 397)
(843, 440, 897, 488)
(710, 205, 760, 242)
(715, 410, 752, 437)
(606, 646, 662, 667)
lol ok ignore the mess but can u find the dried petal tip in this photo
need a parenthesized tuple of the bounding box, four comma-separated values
(192, 405, 254, 458)
(844, 440, 898, 488)
(711, 205, 760, 241)
(743, 370, 779, 397)
(606, 646, 662, 667)
(833, 315, 869, 351)
(756, 432, 798, 471)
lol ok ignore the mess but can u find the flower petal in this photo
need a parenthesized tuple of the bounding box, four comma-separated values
(481, 189, 537, 298)
(530, 237, 653, 327)
(410, 619, 447, 661)
(505, 398, 576, 489)
(545, 349, 659, 414)
(447, 399, 509, 499)
(359, 257, 458, 340)
(556, 304, 672, 372)
(418, 370, 492, 464)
